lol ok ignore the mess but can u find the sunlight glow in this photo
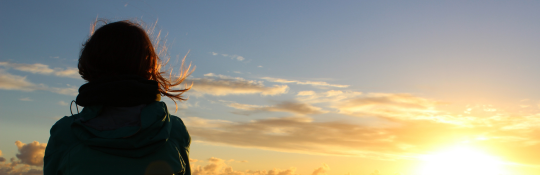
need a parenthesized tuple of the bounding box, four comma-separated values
(417, 146, 508, 175)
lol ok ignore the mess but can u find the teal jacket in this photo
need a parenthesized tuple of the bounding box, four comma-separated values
(44, 101, 191, 175)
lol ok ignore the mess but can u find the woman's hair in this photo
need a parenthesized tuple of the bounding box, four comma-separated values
(78, 20, 193, 109)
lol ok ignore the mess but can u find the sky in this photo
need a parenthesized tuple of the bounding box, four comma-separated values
(2, 0, 540, 175)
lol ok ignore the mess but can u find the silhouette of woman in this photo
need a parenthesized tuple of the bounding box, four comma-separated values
(44, 20, 193, 175)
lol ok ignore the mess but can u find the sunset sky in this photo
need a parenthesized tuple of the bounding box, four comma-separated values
(2, 1, 540, 175)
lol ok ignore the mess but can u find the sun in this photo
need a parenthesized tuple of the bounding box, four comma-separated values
(417, 145, 508, 175)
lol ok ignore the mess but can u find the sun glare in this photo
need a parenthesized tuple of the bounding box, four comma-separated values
(417, 146, 508, 175)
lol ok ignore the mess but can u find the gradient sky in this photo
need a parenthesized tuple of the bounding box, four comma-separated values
(2, 1, 540, 175)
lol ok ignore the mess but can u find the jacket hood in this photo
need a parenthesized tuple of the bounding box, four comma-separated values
(71, 101, 172, 158)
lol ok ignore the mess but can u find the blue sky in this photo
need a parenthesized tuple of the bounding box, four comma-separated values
(3, 1, 540, 175)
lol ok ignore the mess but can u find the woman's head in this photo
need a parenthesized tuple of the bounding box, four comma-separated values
(79, 20, 157, 81)
(78, 20, 193, 108)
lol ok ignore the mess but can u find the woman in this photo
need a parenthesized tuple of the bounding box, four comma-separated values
(44, 20, 193, 175)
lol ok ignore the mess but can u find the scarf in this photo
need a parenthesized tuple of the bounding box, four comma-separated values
(76, 75, 159, 107)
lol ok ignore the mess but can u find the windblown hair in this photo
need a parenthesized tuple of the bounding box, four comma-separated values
(78, 19, 194, 109)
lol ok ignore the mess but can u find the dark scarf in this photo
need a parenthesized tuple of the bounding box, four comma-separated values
(76, 75, 159, 107)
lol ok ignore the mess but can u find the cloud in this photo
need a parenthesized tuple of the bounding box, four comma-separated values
(210, 52, 245, 61)
(53, 67, 79, 79)
(224, 101, 328, 115)
(261, 77, 349, 88)
(0, 150, 4, 162)
(15, 141, 46, 166)
(0, 62, 80, 79)
(58, 101, 68, 106)
(184, 114, 530, 162)
(226, 159, 247, 163)
(0, 69, 37, 91)
(0, 70, 78, 96)
(203, 73, 247, 80)
(0, 166, 43, 175)
(200, 157, 225, 174)
(295, 90, 491, 125)
(184, 116, 401, 158)
(47, 86, 78, 96)
(311, 164, 330, 175)
(295, 90, 446, 122)
(0, 62, 53, 74)
(188, 74, 288, 96)
(191, 157, 299, 175)
(296, 90, 363, 104)
(0, 142, 45, 175)
(334, 93, 440, 120)
(19, 97, 33, 101)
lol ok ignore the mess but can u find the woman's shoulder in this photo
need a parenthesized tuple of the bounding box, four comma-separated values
(170, 115, 189, 132)
(51, 116, 72, 132)
(169, 115, 191, 147)
(49, 115, 79, 144)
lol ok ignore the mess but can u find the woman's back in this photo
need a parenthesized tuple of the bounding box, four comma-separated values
(44, 20, 193, 175)
(44, 101, 190, 175)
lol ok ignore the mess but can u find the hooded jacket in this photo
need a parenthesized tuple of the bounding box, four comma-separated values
(44, 76, 191, 175)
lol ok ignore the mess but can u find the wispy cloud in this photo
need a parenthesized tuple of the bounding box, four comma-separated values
(0, 69, 78, 96)
(203, 73, 247, 80)
(19, 97, 33, 101)
(210, 52, 245, 61)
(184, 116, 429, 159)
(184, 114, 538, 165)
(295, 90, 445, 122)
(334, 93, 440, 121)
(58, 101, 68, 106)
(0, 62, 80, 79)
(261, 77, 349, 88)
(187, 73, 288, 96)
(223, 100, 328, 115)
(296, 90, 363, 104)
(0, 69, 38, 91)
(47, 86, 78, 96)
